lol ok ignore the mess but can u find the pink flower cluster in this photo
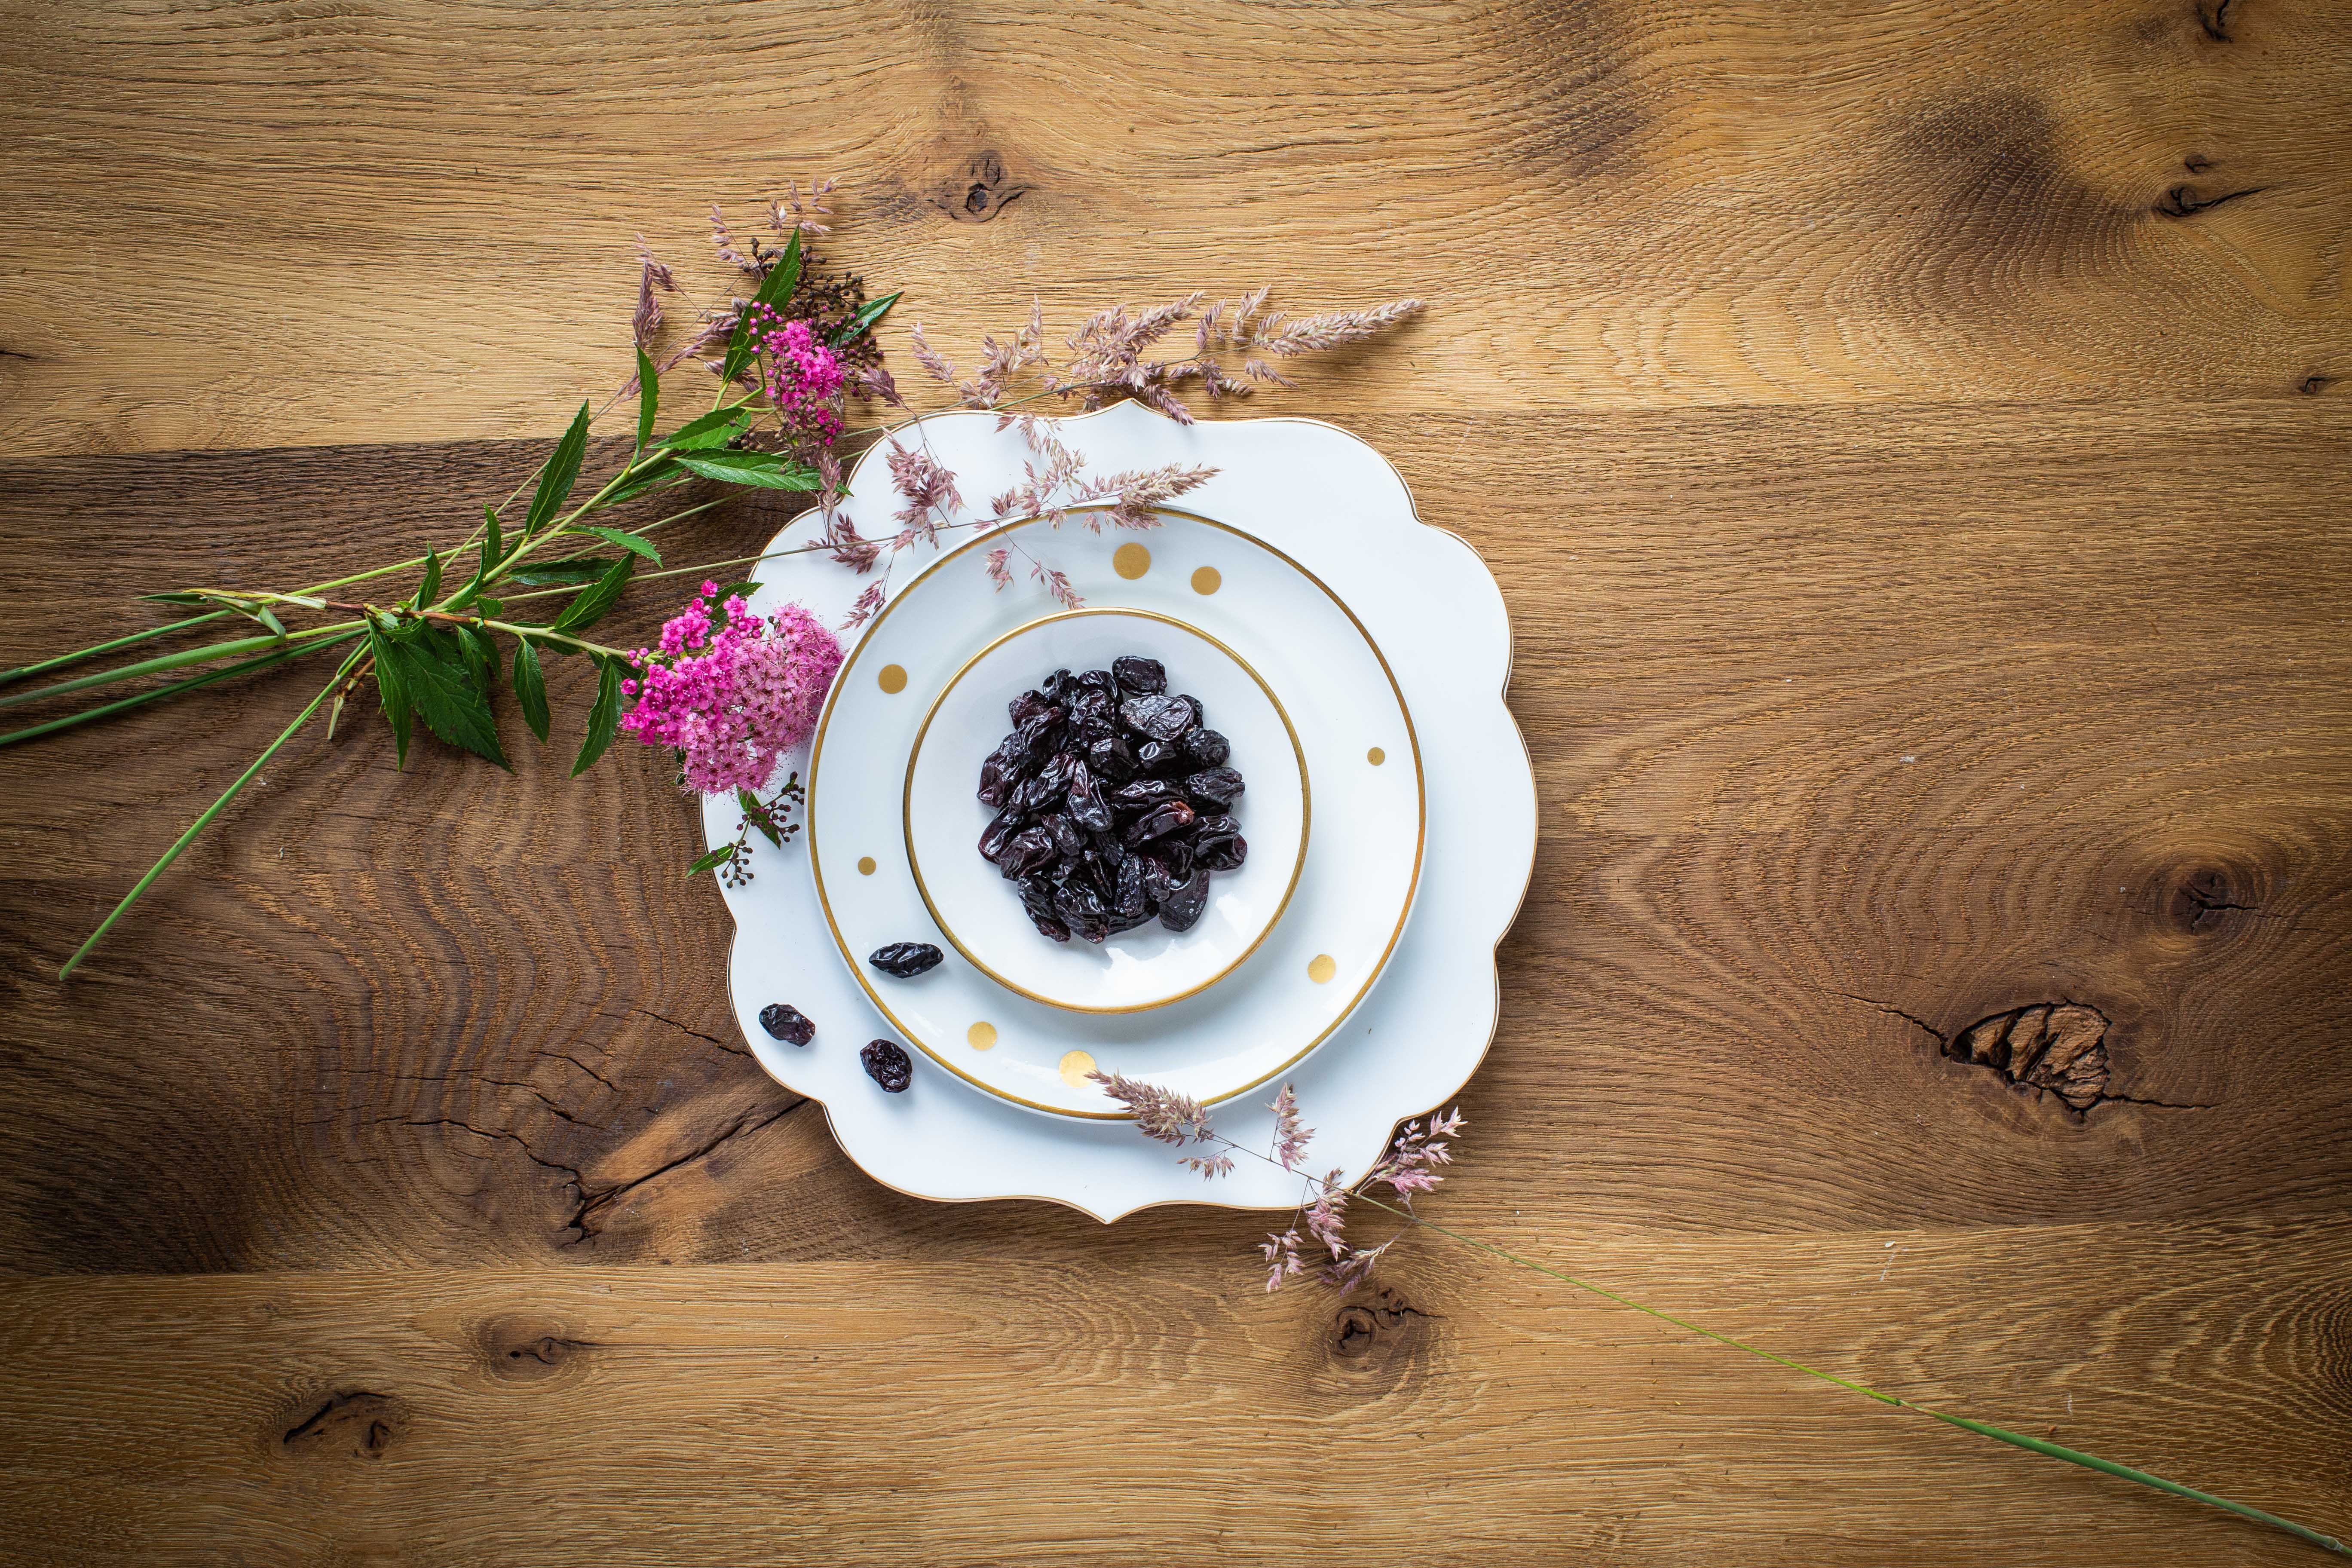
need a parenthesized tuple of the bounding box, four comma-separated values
(745, 305, 845, 444)
(620, 583, 843, 796)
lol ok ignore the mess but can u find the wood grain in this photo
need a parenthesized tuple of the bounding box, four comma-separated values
(2, 0, 2349, 1562)
(2, 0, 2350, 455)
(0, 1222, 2345, 1565)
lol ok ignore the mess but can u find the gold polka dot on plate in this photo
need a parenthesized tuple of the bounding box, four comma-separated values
(877, 663, 907, 694)
(1307, 953, 1338, 984)
(968, 1022, 998, 1052)
(857, 856, 877, 876)
(1112, 543, 1151, 579)
(1058, 1049, 1097, 1087)
(1367, 746, 1386, 766)
(1191, 565, 1222, 595)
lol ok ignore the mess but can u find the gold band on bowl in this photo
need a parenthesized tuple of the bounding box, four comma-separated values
(805, 505, 1426, 1120)
(903, 607, 1311, 1014)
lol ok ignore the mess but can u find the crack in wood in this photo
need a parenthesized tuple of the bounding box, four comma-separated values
(2196, 0, 2236, 42)
(2155, 183, 2265, 218)
(281, 1389, 402, 1459)
(629, 1006, 747, 1057)
(1840, 996, 2213, 1118)
(560, 1100, 805, 1246)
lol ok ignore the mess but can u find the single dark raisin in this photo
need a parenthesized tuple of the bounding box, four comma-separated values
(1075, 667, 1117, 694)
(868, 942, 944, 978)
(1038, 668, 1076, 701)
(1125, 798, 1197, 846)
(1113, 655, 1167, 695)
(1119, 693, 1194, 742)
(977, 735, 1025, 808)
(998, 826, 1057, 880)
(1185, 766, 1246, 808)
(1054, 878, 1112, 944)
(759, 1004, 815, 1046)
(1113, 854, 1149, 921)
(1158, 837, 1197, 881)
(1008, 688, 1056, 727)
(1158, 867, 1213, 932)
(1173, 694, 1204, 729)
(1181, 728, 1230, 766)
(1110, 777, 1181, 814)
(1011, 770, 1065, 816)
(1194, 812, 1246, 866)
(861, 1038, 914, 1093)
(1136, 739, 1188, 777)
(1019, 876, 1072, 942)
(1066, 762, 1114, 833)
(978, 806, 1025, 864)
(1086, 734, 1138, 781)
(1041, 812, 1084, 858)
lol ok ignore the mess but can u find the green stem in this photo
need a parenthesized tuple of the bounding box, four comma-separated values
(0, 625, 357, 712)
(479, 620, 626, 660)
(58, 650, 361, 980)
(0, 611, 235, 689)
(1330, 1184, 2348, 1558)
(0, 628, 365, 748)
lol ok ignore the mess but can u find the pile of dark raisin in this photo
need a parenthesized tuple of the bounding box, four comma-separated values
(976, 654, 1247, 943)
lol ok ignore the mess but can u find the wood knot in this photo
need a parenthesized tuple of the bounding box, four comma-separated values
(2167, 866, 2256, 934)
(1331, 1288, 1430, 1361)
(2298, 373, 2336, 396)
(478, 1314, 594, 1381)
(930, 151, 1030, 223)
(1945, 1003, 2111, 1112)
(281, 1390, 404, 1461)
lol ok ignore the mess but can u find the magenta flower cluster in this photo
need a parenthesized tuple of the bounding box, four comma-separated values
(620, 583, 843, 796)
(745, 304, 845, 445)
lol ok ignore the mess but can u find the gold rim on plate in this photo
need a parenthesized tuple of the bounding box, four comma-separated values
(902, 606, 1311, 1014)
(805, 505, 1427, 1119)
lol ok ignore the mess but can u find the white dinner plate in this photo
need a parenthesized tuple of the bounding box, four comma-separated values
(904, 607, 1310, 1013)
(804, 508, 1422, 1118)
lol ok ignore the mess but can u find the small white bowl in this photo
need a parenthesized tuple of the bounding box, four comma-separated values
(904, 608, 1308, 1013)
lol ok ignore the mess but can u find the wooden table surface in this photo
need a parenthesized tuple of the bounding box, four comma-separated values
(3, 3, 2349, 1563)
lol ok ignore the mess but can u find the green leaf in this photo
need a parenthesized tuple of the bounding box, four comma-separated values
(524, 402, 592, 536)
(708, 581, 763, 633)
(635, 347, 658, 451)
(572, 655, 623, 777)
(416, 546, 443, 609)
(456, 624, 496, 693)
(686, 845, 738, 877)
(737, 787, 783, 847)
(140, 591, 218, 607)
(511, 637, 550, 743)
(475, 595, 504, 616)
(368, 627, 412, 769)
(832, 290, 900, 346)
(720, 227, 802, 384)
(549, 554, 636, 640)
(253, 606, 288, 639)
(382, 635, 508, 769)
(673, 450, 823, 491)
(569, 524, 661, 564)
(451, 506, 505, 611)
(508, 560, 612, 588)
(602, 459, 683, 508)
(657, 407, 752, 451)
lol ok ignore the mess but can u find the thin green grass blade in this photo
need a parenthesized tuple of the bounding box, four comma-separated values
(0, 611, 233, 689)
(0, 629, 364, 748)
(58, 652, 361, 980)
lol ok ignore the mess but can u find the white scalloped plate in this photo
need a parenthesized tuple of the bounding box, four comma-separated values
(705, 401, 1534, 1219)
